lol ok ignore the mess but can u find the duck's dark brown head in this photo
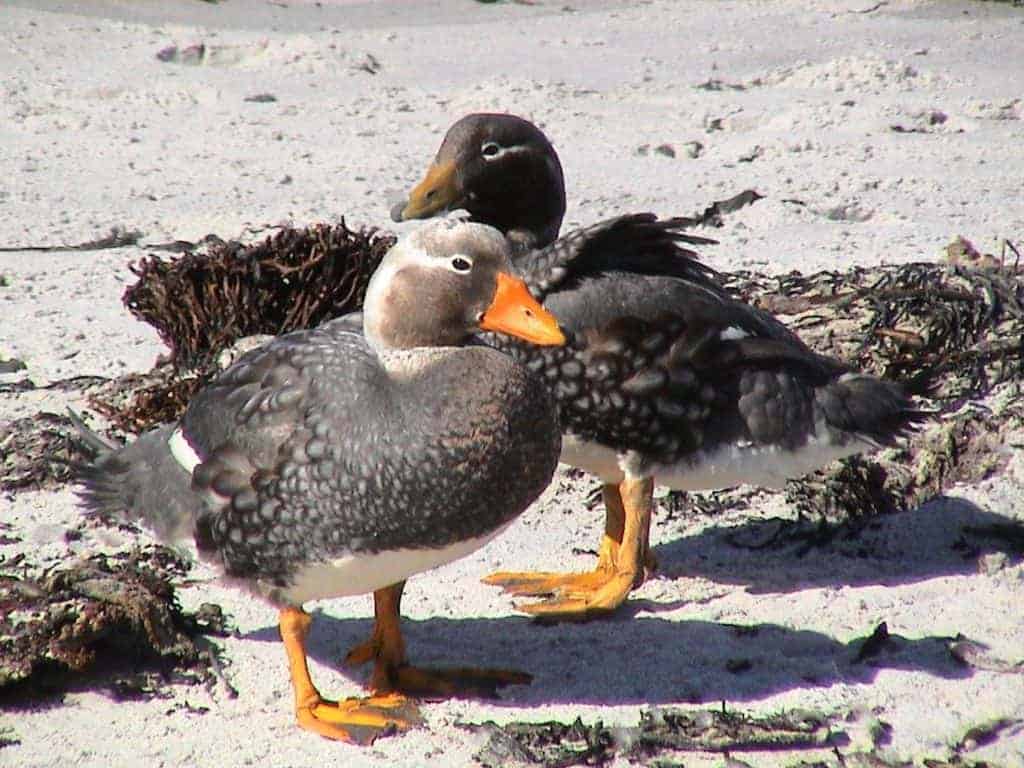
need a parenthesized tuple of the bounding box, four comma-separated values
(391, 113, 566, 253)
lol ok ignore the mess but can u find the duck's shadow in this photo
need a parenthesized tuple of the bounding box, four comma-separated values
(238, 498, 1007, 707)
(242, 609, 968, 707)
(651, 495, 1022, 595)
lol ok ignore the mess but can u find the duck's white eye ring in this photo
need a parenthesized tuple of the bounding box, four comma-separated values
(450, 255, 473, 273)
(481, 141, 502, 159)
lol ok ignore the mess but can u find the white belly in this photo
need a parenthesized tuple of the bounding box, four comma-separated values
(280, 522, 513, 605)
(559, 433, 625, 483)
(559, 432, 871, 490)
(652, 437, 870, 491)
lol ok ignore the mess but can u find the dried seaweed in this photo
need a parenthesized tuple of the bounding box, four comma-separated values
(0, 546, 222, 703)
(0, 374, 109, 396)
(86, 366, 206, 435)
(0, 412, 81, 492)
(780, 387, 1024, 538)
(471, 707, 836, 767)
(65, 220, 392, 433)
(785, 454, 901, 525)
(124, 219, 393, 371)
(0, 226, 142, 253)
(724, 256, 1024, 404)
(692, 190, 764, 228)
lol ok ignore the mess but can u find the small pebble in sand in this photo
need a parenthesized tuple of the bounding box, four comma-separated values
(683, 140, 703, 158)
(978, 551, 1009, 575)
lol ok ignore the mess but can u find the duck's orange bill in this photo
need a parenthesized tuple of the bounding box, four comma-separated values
(394, 159, 460, 221)
(480, 272, 565, 347)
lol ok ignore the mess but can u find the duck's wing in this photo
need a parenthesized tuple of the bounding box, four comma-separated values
(178, 319, 392, 576)
(513, 213, 720, 301)
(78, 318, 387, 586)
(560, 286, 923, 464)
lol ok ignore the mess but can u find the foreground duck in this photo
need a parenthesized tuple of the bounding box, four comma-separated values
(77, 220, 564, 743)
(388, 113, 924, 622)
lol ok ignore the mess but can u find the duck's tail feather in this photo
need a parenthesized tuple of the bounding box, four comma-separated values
(817, 374, 931, 447)
(70, 412, 197, 541)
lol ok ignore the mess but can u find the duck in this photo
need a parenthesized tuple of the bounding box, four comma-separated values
(75, 218, 565, 744)
(385, 112, 924, 624)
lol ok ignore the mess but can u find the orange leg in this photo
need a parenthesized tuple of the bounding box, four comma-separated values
(279, 606, 421, 743)
(344, 582, 531, 698)
(483, 477, 656, 620)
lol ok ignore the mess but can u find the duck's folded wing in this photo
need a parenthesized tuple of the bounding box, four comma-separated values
(177, 319, 387, 579)
(562, 293, 922, 461)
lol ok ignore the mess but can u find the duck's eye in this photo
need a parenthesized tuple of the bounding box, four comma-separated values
(481, 141, 502, 159)
(450, 256, 473, 273)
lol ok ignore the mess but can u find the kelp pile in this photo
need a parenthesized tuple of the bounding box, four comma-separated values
(125, 220, 392, 370)
(725, 245, 1024, 403)
(0, 546, 228, 704)
(0, 412, 81, 492)
(86, 220, 393, 432)
(471, 708, 835, 767)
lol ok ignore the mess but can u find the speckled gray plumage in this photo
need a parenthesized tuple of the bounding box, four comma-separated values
(486, 230, 921, 471)
(81, 317, 560, 596)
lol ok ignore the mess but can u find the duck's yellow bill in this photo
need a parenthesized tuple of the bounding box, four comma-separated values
(392, 159, 461, 221)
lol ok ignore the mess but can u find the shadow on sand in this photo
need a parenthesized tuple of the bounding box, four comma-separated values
(237, 497, 1016, 707)
(651, 496, 1022, 594)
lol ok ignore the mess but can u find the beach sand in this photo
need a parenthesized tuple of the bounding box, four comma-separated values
(2, 1, 1022, 765)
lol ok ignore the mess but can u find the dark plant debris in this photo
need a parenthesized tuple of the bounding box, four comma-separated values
(147, 233, 227, 254)
(0, 412, 83, 492)
(0, 226, 142, 253)
(353, 53, 381, 74)
(0, 374, 109, 396)
(786, 454, 900, 524)
(78, 220, 391, 434)
(660, 486, 762, 522)
(0, 545, 225, 705)
(124, 219, 392, 372)
(470, 708, 836, 767)
(694, 78, 747, 92)
(692, 190, 764, 228)
(724, 245, 1024, 403)
(87, 366, 207, 435)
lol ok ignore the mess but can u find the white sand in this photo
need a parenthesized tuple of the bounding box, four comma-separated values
(2, 1, 1023, 766)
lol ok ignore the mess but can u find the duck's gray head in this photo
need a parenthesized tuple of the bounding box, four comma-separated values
(363, 219, 565, 351)
(391, 113, 566, 253)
